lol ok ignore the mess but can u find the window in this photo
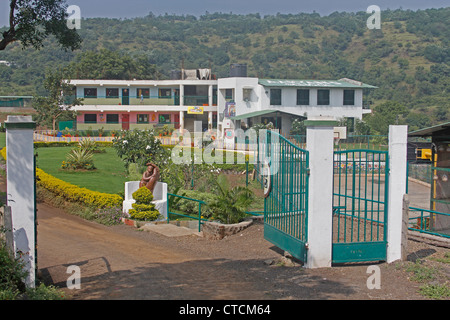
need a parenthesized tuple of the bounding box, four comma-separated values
(270, 89, 282, 105)
(84, 114, 97, 123)
(158, 114, 171, 124)
(137, 88, 150, 99)
(159, 88, 171, 98)
(106, 88, 119, 98)
(317, 89, 330, 105)
(225, 89, 233, 100)
(138, 114, 149, 123)
(84, 88, 97, 98)
(106, 114, 119, 123)
(297, 89, 310, 105)
(243, 88, 252, 102)
(343, 90, 355, 105)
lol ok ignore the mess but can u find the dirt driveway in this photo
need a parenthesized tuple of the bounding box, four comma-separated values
(36, 200, 449, 301)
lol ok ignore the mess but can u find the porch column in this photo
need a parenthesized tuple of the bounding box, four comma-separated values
(179, 111, 185, 132)
(5, 115, 36, 287)
(180, 84, 184, 107)
(387, 125, 408, 263)
(304, 118, 337, 269)
(208, 111, 213, 130)
(208, 85, 213, 106)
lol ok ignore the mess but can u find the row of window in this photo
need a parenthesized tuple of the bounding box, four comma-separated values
(83, 88, 173, 99)
(270, 89, 355, 106)
(84, 114, 172, 124)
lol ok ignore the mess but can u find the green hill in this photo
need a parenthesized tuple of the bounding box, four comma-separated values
(0, 8, 448, 130)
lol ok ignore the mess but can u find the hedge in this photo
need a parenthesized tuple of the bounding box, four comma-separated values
(1, 147, 122, 209)
(35, 168, 123, 209)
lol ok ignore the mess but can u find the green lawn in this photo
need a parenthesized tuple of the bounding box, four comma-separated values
(36, 147, 129, 194)
(0, 132, 5, 149)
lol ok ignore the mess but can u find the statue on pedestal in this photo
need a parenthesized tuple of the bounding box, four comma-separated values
(139, 162, 160, 193)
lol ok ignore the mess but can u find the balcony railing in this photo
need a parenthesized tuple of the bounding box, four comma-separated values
(65, 95, 217, 106)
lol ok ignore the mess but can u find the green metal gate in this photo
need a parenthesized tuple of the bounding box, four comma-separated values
(333, 149, 389, 263)
(262, 131, 309, 263)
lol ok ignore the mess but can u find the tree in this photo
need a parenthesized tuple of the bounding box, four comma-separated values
(32, 68, 82, 131)
(68, 50, 161, 80)
(366, 101, 409, 135)
(0, 0, 82, 51)
(112, 129, 166, 171)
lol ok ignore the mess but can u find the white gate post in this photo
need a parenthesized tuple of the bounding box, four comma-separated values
(304, 118, 337, 268)
(5, 115, 36, 287)
(387, 125, 408, 263)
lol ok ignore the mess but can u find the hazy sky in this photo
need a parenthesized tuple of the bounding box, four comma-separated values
(1, 0, 449, 27)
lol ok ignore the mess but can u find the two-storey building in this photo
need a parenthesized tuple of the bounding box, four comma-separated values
(67, 69, 375, 138)
(68, 75, 218, 133)
(217, 77, 376, 137)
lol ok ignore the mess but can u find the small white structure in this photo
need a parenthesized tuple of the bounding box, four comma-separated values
(123, 181, 168, 219)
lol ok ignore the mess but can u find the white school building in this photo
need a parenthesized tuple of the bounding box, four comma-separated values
(66, 67, 376, 138)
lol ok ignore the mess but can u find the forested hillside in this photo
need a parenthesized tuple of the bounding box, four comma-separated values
(0, 8, 448, 130)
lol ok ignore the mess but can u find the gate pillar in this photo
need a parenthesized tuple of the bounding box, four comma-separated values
(387, 125, 408, 263)
(304, 118, 338, 268)
(5, 115, 36, 287)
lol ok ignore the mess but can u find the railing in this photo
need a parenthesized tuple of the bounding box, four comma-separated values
(33, 131, 181, 145)
(408, 207, 450, 239)
(289, 134, 388, 151)
(66, 95, 216, 106)
(166, 193, 208, 232)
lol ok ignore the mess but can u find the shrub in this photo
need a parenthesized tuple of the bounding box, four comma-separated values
(128, 186, 160, 221)
(132, 186, 153, 203)
(209, 175, 253, 224)
(93, 207, 125, 225)
(173, 189, 215, 218)
(62, 148, 95, 170)
(0, 241, 27, 300)
(78, 138, 106, 153)
(129, 208, 160, 221)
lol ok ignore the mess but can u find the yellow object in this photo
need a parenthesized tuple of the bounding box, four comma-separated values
(416, 148, 432, 160)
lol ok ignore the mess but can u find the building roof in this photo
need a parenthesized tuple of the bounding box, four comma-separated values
(230, 109, 305, 121)
(0, 96, 34, 99)
(408, 121, 450, 137)
(230, 109, 278, 120)
(68, 79, 217, 86)
(258, 78, 377, 89)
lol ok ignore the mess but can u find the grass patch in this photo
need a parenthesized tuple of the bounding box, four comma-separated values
(0, 132, 5, 149)
(419, 284, 450, 300)
(406, 261, 438, 282)
(405, 257, 450, 300)
(36, 146, 128, 194)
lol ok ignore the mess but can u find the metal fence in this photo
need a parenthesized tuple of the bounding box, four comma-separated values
(166, 193, 208, 232)
(408, 207, 450, 239)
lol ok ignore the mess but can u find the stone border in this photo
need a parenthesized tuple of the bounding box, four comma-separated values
(122, 215, 264, 240)
(202, 216, 262, 240)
